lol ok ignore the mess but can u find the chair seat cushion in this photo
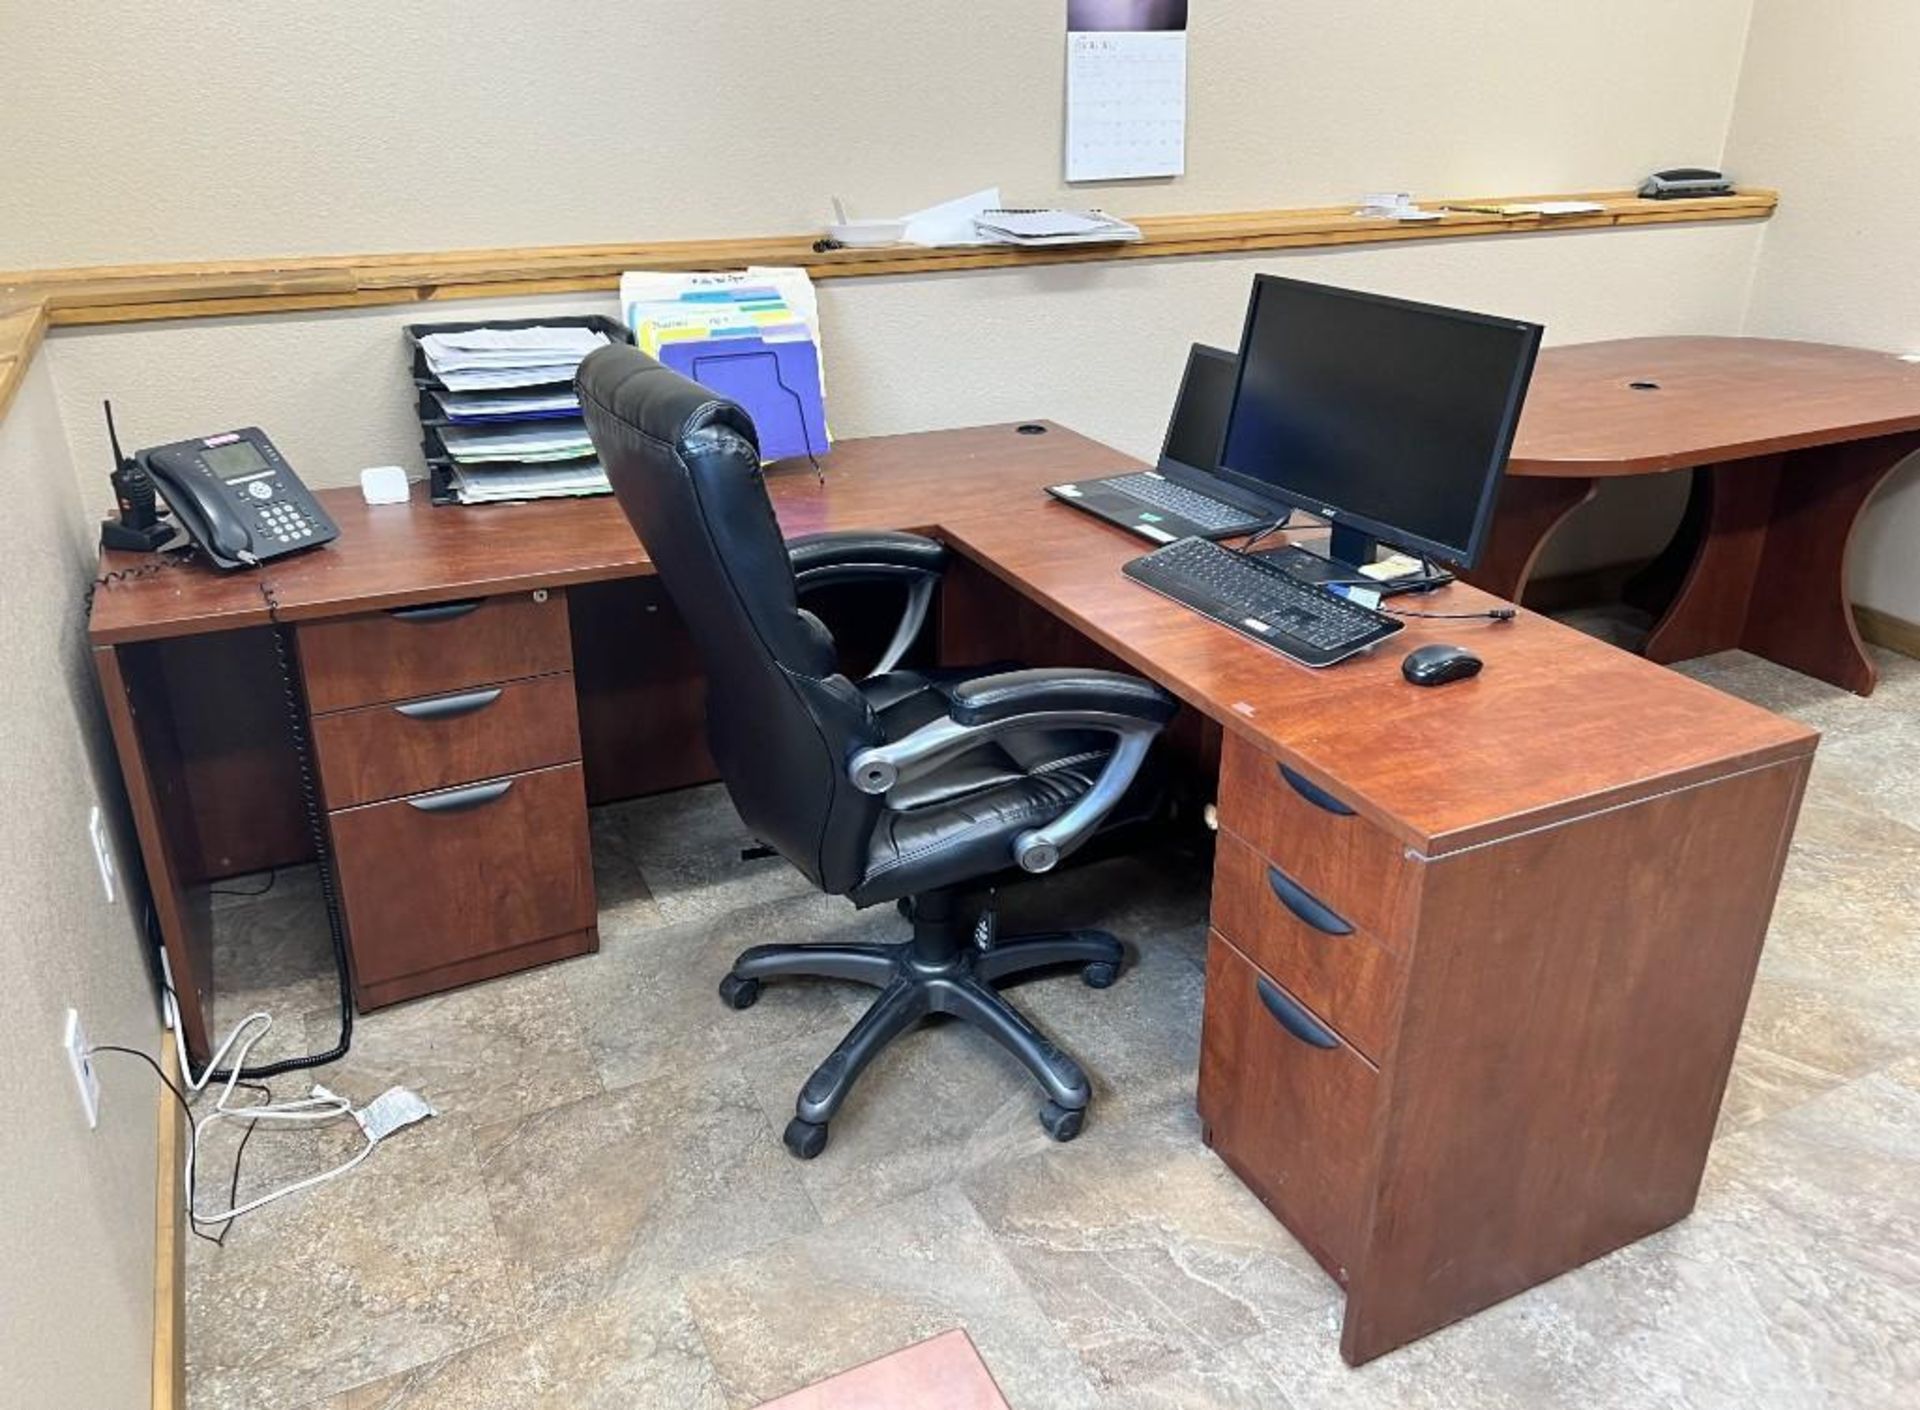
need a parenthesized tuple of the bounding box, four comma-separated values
(847, 668, 1137, 906)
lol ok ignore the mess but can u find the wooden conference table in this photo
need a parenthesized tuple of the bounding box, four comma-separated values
(91, 419, 1813, 1365)
(1483, 336, 1920, 695)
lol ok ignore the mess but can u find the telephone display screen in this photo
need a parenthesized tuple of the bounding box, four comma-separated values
(203, 441, 269, 479)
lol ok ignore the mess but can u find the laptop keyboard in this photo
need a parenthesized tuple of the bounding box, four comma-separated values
(1106, 472, 1256, 533)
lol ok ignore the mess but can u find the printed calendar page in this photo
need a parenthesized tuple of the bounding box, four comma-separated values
(1065, 1, 1189, 182)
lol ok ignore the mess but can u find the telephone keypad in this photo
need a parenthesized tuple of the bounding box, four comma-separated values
(254, 499, 316, 543)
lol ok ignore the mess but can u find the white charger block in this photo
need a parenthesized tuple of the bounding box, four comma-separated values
(360, 465, 411, 504)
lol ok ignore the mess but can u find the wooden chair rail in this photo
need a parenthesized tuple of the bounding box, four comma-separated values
(0, 188, 1774, 418)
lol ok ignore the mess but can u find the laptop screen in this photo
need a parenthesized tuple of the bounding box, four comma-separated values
(1160, 345, 1237, 474)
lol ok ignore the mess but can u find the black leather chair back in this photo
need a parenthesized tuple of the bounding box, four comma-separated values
(578, 346, 884, 895)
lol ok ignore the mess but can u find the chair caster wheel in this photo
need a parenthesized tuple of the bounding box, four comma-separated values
(718, 974, 761, 1010)
(1082, 961, 1120, 989)
(784, 1117, 829, 1159)
(1039, 1101, 1084, 1142)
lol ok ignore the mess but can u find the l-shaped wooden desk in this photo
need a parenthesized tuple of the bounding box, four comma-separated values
(89, 420, 1815, 1365)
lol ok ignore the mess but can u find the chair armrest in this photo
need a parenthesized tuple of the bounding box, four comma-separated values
(947, 668, 1178, 728)
(787, 530, 948, 580)
(846, 669, 1176, 874)
(789, 532, 948, 677)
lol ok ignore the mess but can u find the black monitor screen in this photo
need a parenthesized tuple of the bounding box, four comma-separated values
(1218, 276, 1541, 565)
(1161, 345, 1236, 472)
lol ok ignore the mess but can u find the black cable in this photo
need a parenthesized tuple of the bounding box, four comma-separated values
(217, 1082, 273, 1247)
(187, 579, 354, 1084)
(1383, 606, 1517, 622)
(1236, 512, 1293, 555)
(210, 868, 277, 899)
(87, 1044, 229, 1247)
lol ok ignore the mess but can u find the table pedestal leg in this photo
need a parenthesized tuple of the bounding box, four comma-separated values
(1464, 475, 1597, 602)
(1641, 454, 1784, 666)
(1740, 432, 1920, 696)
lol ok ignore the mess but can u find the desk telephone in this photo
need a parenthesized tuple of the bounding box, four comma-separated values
(103, 403, 339, 569)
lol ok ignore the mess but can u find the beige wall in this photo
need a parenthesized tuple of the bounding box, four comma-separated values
(1726, 0, 1920, 620)
(2, 0, 1755, 267)
(47, 220, 1760, 573)
(0, 356, 161, 1410)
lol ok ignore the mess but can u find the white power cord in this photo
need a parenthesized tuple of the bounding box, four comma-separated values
(157, 987, 429, 1228)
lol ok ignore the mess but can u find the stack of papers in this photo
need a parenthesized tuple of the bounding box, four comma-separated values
(418, 326, 610, 391)
(447, 460, 608, 504)
(431, 387, 581, 424)
(972, 209, 1142, 247)
(413, 322, 619, 504)
(440, 425, 597, 464)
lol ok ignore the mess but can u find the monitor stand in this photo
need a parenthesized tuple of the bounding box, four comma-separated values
(1251, 522, 1453, 596)
(1253, 522, 1384, 584)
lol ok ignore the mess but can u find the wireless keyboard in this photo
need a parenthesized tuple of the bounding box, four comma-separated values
(1122, 536, 1403, 667)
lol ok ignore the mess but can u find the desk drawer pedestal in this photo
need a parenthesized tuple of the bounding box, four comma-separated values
(300, 590, 597, 1008)
(1201, 731, 1811, 1365)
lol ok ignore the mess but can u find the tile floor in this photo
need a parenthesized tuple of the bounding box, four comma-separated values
(184, 649, 1920, 1409)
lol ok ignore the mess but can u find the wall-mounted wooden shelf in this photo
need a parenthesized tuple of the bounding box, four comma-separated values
(0, 188, 1775, 419)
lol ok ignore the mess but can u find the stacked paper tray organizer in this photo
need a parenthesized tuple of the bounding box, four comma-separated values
(408, 315, 635, 506)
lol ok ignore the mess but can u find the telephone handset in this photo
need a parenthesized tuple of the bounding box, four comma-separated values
(137, 427, 340, 569)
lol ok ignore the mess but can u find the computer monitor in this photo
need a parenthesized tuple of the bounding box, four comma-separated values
(1216, 275, 1543, 572)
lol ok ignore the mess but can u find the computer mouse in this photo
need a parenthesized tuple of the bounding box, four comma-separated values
(1402, 643, 1483, 687)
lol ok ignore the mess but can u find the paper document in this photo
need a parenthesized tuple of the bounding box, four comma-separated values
(898, 188, 1004, 247)
(973, 209, 1142, 246)
(449, 459, 610, 504)
(433, 388, 581, 423)
(1066, 2, 1189, 182)
(418, 326, 607, 373)
(441, 425, 596, 462)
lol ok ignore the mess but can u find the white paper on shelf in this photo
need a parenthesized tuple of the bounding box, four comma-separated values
(897, 188, 1004, 247)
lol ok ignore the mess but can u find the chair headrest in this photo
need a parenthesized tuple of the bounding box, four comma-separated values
(576, 343, 760, 457)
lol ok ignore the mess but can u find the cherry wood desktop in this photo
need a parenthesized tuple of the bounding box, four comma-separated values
(89, 420, 1815, 1366)
(1487, 336, 1920, 695)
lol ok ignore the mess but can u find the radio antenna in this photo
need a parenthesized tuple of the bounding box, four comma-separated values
(104, 399, 129, 469)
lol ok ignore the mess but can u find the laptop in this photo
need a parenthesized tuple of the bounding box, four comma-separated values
(1046, 344, 1289, 544)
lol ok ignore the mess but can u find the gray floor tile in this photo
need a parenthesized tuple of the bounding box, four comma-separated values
(963, 1096, 1337, 1394)
(310, 1276, 726, 1410)
(472, 1059, 820, 1320)
(595, 784, 816, 922)
(683, 1184, 1103, 1410)
(187, 1115, 516, 1410)
(300, 965, 604, 1132)
(565, 888, 875, 1094)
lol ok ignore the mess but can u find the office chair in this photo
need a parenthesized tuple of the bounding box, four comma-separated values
(579, 347, 1177, 1158)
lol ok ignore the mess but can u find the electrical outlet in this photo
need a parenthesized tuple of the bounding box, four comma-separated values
(64, 1009, 100, 1129)
(89, 805, 116, 903)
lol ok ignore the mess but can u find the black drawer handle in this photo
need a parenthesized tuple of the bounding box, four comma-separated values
(406, 778, 513, 813)
(393, 687, 503, 721)
(387, 599, 483, 624)
(1266, 865, 1354, 936)
(1278, 762, 1355, 816)
(1257, 976, 1340, 1049)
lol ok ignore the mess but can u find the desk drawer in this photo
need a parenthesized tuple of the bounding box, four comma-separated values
(1209, 831, 1403, 1062)
(1198, 931, 1380, 1284)
(331, 761, 595, 998)
(1216, 732, 1421, 948)
(313, 673, 581, 809)
(299, 590, 571, 713)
